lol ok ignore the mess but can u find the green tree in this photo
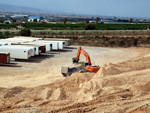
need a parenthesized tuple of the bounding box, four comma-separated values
(19, 28, 31, 36)
(0, 32, 4, 39)
(4, 31, 10, 37)
(12, 19, 17, 22)
(33, 18, 38, 22)
(85, 24, 95, 30)
(86, 20, 89, 24)
(96, 17, 100, 24)
(0, 19, 4, 23)
(64, 18, 68, 24)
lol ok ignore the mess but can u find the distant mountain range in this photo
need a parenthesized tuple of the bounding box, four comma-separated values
(0, 3, 148, 20)
(0, 3, 52, 15)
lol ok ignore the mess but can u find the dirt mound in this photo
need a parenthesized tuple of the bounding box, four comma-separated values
(50, 88, 66, 100)
(130, 81, 150, 95)
(38, 88, 52, 100)
(3, 87, 24, 98)
(39, 72, 95, 101)
(72, 56, 150, 105)
(94, 56, 150, 78)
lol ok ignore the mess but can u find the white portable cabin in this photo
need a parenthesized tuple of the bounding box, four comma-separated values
(44, 38, 71, 46)
(4, 38, 32, 43)
(42, 40, 65, 49)
(13, 44, 41, 55)
(0, 42, 8, 46)
(0, 40, 21, 45)
(3, 38, 27, 43)
(36, 40, 59, 50)
(27, 41, 52, 52)
(0, 47, 32, 59)
(21, 42, 46, 53)
(5, 45, 36, 56)
(14, 36, 43, 41)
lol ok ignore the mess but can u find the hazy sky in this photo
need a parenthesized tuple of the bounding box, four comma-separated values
(0, 0, 150, 18)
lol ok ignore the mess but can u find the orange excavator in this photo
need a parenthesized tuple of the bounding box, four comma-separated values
(61, 46, 100, 77)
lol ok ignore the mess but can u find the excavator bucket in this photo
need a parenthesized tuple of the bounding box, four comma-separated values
(61, 67, 70, 77)
(61, 65, 83, 77)
(72, 57, 78, 64)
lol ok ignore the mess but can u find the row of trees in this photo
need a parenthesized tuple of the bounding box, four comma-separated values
(61, 17, 133, 24)
(0, 23, 150, 30)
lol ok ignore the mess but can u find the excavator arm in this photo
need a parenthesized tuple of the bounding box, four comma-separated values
(72, 46, 91, 65)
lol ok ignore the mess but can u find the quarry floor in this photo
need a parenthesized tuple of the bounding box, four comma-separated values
(0, 46, 140, 88)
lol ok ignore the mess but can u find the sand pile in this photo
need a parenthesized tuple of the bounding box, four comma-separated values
(75, 55, 150, 103)
(94, 56, 150, 78)
(3, 87, 24, 98)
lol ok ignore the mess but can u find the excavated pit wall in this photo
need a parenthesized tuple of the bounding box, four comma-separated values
(33, 34, 150, 47)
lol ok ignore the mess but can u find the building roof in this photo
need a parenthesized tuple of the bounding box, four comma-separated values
(0, 52, 10, 54)
(29, 16, 43, 20)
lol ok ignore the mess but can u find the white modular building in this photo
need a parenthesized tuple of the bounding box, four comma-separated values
(6, 45, 36, 56)
(0, 40, 21, 45)
(13, 44, 40, 55)
(0, 47, 32, 59)
(13, 43, 44, 55)
(35, 40, 59, 50)
(0, 42, 8, 46)
(44, 38, 71, 46)
(42, 40, 65, 49)
(4, 38, 32, 43)
(22, 43, 46, 53)
(14, 36, 43, 41)
(27, 41, 52, 52)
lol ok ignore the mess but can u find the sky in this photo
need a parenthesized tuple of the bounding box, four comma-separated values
(0, 0, 150, 18)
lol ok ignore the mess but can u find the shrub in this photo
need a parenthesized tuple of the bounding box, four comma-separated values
(85, 24, 95, 30)
(19, 28, 31, 36)
(4, 31, 10, 36)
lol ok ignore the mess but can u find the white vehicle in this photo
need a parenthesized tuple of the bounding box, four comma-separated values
(0, 47, 32, 59)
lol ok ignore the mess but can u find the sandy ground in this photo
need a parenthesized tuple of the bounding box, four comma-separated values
(0, 46, 150, 113)
(0, 46, 138, 88)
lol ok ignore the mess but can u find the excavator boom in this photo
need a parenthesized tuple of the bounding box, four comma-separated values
(73, 46, 91, 65)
